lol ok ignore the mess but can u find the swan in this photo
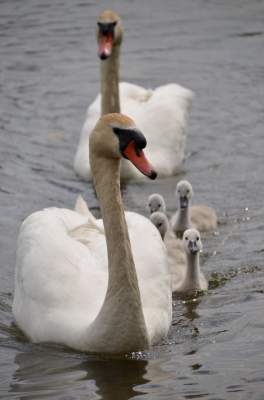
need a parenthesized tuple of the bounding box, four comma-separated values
(74, 9, 194, 181)
(172, 229, 208, 293)
(149, 209, 207, 293)
(13, 113, 172, 354)
(148, 211, 186, 291)
(171, 180, 217, 238)
(150, 211, 169, 240)
(147, 193, 167, 214)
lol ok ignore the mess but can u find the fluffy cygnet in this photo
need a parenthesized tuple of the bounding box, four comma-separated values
(149, 211, 208, 294)
(150, 211, 169, 240)
(147, 193, 166, 214)
(172, 228, 208, 293)
(171, 180, 217, 238)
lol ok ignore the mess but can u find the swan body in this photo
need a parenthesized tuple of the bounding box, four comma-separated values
(13, 208, 170, 349)
(13, 113, 172, 353)
(74, 10, 193, 181)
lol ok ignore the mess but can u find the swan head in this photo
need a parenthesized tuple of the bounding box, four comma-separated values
(90, 113, 157, 179)
(183, 228, 202, 255)
(147, 193, 166, 214)
(97, 10, 123, 60)
(175, 180, 193, 209)
(150, 212, 169, 240)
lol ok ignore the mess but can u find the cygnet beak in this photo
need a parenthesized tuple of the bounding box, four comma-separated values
(188, 240, 199, 254)
(180, 196, 188, 209)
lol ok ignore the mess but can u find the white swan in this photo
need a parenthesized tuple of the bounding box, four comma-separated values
(13, 113, 172, 354)
(172, 229, 208, 293)
(74, 9, 193, 181)
(171, 180, 217, 238)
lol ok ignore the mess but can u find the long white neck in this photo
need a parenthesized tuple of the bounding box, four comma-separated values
(174, 205, 191, 238)
(182, 253, 201, 291)
(100, 45, 120, 115)
(86, 152, 149, 353)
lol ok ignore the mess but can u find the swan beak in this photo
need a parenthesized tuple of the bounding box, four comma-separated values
(98, 34, 113, 59)
(123, 141, 157, 180)
(188, 240, 199, 254)
(180, 196, 188, 209)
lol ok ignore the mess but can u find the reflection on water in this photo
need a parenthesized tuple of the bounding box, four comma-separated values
(1, 0, 264, 398)
(10, 347, 149, 400)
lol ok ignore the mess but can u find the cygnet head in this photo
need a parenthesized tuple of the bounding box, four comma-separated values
(150, 212, 169, 240)
(175, 180, 193, 209)
(97, 10, 123, 60)
(147, 193, 166, 214)
(183, 228, 202, 256)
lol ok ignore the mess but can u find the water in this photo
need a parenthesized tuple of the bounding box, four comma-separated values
(0, 0, 264, 398)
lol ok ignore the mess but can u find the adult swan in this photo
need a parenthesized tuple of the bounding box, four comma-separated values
(13, 113, 172, 354)
(74, 10, 193, 181)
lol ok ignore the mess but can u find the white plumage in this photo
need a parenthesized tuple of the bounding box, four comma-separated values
(13, 114, 172, 353)
(74, 10, 193, 181)
(13, 208, 171, 350)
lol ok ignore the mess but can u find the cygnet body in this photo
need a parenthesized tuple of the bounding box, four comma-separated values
(172, 228, 208, 293)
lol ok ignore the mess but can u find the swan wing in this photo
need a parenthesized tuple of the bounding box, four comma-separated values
(13, 207, 108, 346)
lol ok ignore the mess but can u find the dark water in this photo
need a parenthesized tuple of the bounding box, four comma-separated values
(1, 0, 264, 398)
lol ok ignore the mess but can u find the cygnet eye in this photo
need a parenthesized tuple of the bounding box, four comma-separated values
(186, 189, 190, 194)
(158, 203, 161, 207)
(185, 236, 188, 240)
(196, 236, 199, 241)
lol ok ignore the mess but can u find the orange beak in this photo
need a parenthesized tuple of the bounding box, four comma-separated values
(98, 34, 113, 59)
(123, 141, 157, 180)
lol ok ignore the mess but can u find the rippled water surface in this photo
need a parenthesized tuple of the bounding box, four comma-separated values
(1, 0, 264, 398)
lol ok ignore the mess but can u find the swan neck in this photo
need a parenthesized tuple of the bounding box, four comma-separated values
(185, 253, 200, 287)
(174, 206, 191, 237)
(100, 45, 120, 114)
(87, 153, 148, 352)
